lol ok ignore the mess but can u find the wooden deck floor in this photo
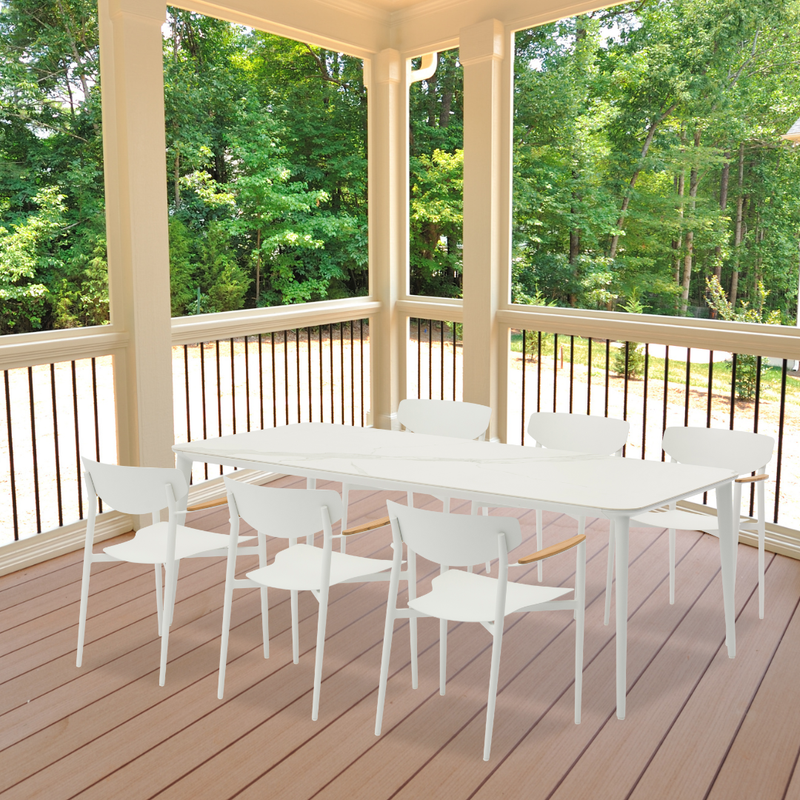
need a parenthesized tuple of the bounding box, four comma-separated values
(2, 475, 800, 800)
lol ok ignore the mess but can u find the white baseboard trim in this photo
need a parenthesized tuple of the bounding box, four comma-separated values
(0, 470, 282, 578)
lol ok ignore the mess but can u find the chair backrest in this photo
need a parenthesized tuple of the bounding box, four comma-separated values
(225, 478, 342, 538)
(397, 399, 491, 441)
(82, 457, 188, 515)
(661, 427, 775, 476)
(387, 500, 521, 566)
(527, 412, 630, 456)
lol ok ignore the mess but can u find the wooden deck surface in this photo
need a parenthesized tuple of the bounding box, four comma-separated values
(2, 475, 800, 800)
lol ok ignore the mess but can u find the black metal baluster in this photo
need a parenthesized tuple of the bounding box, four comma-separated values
(340, 322, 345, 424)
(245, 336, 251, 432)
(440, 321, 445, 400)
(428, 320, 433, 401)
(604, 340, 610, 418)
(536, 331, 542, 413)
(258, 334, 265, 430)
(91, 358, 103, 510)
(706, 351, 714, 429)
(215, 340, 223, 442)
(271, 332, 278, 428)
(569, 335, 574, 413)
(452, 322, 457, 401)
(662, 346, 670, 461)
(284, 330, 290, 426)
(184, 345, 191, 442)
(361, 320, 365, 426)
(642, 344, 649, 459)
(521, 331, 527, 444)
(230, 338, 237, 435)
(317, 327, 323, 423)
(419, 320, 425, 400)
(200, 342, 209, 479)
(50, 363, 63, 528)
(587, 337, 592, 415)
(622, 344, 629, 456)
(71, 360, 83, 517)
(350, 321, 355, 425)
(552, 333, 558, 412)
(751, 356, 763, 516)
(329, 323, 334, 423)
(309, 327, 314, 423)
(28, 367, 41, 532)
(774, 360, 788, 524)
(5, 370, 19, 540)
(729, 353, 737, 430)
(297, 328, 302, 424)
(684, 348, 692, 427)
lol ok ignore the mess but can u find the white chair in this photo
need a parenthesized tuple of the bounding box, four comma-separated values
(476, 412, 629, 582)
(218, 478, 394, 720)
(340, 399, 491, 551)
(77, 458, 236, 686)
(606, 426, 774, 623)
(375, 501, 586, 761)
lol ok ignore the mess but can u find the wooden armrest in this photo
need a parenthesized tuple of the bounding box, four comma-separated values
(516, 533, 586, 565)
(186, 497, 229, 512)
(342, 515, 391, 536)
(735, 474, 769, 484)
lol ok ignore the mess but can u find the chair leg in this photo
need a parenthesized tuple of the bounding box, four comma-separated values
(159, 558, 178, 687)
(669, 528, 676, 605)
(536, 509, 544, 582)
(311, 587, 330, 721)
(258, 534, 269, 658)
(291, 590, 300, 664)
(408, 551, 418, 689)
(439, 618, 448, 696)
(375, 564, 402, 736)
(483, 621, 504, 761)
(76, 553, 93, 668)
(340, 486, 350, 555)
(604, 524, 615, 626)
(758, 481, 766, 619)
(574, 543, 586, 725)
(154, 564, 163, 637)
(218, 545, 238, 700)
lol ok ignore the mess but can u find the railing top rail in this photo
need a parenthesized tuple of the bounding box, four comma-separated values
(499, 306, 800, 360)
(170, 297, 381, 346)
(397, 297, 464, 323)
(0, 328, 128, 372)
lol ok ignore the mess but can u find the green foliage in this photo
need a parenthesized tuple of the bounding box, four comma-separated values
(612, 293, 647, 378)
(705, 275, 778, 398)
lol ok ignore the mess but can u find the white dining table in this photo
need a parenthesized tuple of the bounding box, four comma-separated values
(173, 422, 738, 720)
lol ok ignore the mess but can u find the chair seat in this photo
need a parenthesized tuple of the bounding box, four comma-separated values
(632, 508, 721, 534)
(104, 522, 241, 564)
(246, 544, 393, 591)
(408, 569, 571, 622)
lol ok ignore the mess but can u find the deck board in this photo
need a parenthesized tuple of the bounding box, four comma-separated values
(0, 478, 798, 800)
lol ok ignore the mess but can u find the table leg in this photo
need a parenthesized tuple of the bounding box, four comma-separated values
(716, 480, 737, 658)
(175, 453, 193, 513)
(614, 515, 630, 720)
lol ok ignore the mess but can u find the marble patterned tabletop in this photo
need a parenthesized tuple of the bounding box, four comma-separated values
(173, 423, 734, 517)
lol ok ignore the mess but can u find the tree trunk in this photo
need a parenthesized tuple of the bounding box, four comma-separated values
(680, 129, 701, 316)
(608, 102, 678, 259)
(714, 152, 730, 283)
(730, 143, 746, 308)
(672, 159, 685, 289)
(255, 227, 262, 304)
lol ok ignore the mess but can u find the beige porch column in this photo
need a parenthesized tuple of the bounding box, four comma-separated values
(460, 19, 512, 441)
(367, 49, 409, 430)
(99, 0, 174, 468)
